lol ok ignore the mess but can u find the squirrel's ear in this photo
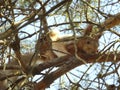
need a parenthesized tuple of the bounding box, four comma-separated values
(94, 27, 103, 40)
(95, 32, 102, 40)
(84, 24, 93, 36)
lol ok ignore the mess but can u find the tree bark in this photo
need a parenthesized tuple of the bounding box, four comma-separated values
(34, 52, 120, 89)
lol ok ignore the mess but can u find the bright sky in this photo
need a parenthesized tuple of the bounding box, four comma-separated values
(0, 0, 120, 89)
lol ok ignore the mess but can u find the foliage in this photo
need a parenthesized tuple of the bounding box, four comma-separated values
(0, 0, 120, 90)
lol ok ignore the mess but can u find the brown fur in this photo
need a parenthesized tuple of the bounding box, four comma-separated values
(77, 37, 98, 55)
(65, 37, 98, 56)
(0, 25, 101, 89)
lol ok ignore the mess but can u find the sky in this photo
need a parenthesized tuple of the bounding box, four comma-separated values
(0, 0, 120, 89)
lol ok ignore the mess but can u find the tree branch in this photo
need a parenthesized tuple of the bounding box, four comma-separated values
(34, 52, 120, 89)
(101, 13, 120, 29)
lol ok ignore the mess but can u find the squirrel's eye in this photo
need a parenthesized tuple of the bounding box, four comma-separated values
(86, 41, 90, 44)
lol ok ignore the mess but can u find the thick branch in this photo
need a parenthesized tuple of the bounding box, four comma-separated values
(34, 53, 120, 89)
(102, 13, 120, 29)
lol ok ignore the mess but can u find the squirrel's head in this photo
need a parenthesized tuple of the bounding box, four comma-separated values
(77, 37, 99, 55)
(77, 24, 101, 55)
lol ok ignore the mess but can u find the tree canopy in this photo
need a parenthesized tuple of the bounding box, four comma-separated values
(0, 0, 120, 90)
